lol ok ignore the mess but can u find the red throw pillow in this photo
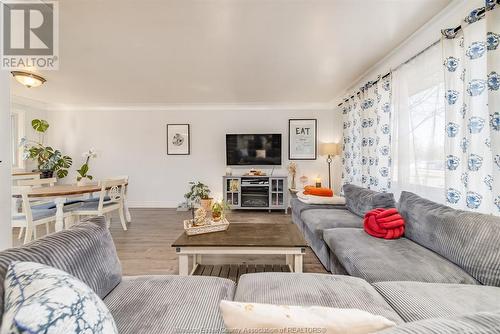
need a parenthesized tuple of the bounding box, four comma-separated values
(363, 208, 405, 239)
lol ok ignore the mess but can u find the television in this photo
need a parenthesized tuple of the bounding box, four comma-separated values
(226, 134, 282, 166)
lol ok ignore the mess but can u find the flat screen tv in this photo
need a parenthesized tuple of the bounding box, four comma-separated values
(226, 134, 282, 166)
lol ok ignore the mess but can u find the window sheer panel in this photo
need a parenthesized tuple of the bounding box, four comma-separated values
(11, 110, 25, 171)
(391, 43, 446, 203)
(11, 114, 18, 168)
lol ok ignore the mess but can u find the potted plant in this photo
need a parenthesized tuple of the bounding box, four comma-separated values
(184, 181, 212, 211)
(21, 119, 73, 179)
(76, 148, 97, 186)
(211, 200, 229, 222)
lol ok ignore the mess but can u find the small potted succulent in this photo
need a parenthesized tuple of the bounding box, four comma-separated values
(184, 181, 212, 211)
(211, 201, 229, 222)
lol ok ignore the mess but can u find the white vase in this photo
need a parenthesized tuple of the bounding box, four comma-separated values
(77, 180, 87, 187)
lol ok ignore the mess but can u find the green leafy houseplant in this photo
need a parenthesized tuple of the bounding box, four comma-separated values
(184, 181, 211, 203)
(184, 181, 212, 210)
(21, 119, 73, 179)
(77, 149, 97, 182)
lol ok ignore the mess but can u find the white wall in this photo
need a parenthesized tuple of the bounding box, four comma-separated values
(45, 107, 341, 207)
(0, 72, 12, 250)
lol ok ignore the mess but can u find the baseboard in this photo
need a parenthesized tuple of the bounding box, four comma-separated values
(127, 201, 179, 209)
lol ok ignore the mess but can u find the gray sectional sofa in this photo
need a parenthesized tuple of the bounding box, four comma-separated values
(291, 184, 500, 332)
(0, 188, 499, 333)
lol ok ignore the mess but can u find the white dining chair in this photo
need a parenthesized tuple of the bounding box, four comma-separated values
(11, 186, 58, 244)
(17, 177, 57, 187)
(84, 175, 131, 223)
(12, 173, 40, 183)
(72, 178, 128, 230)
(17, 177, 57, 239)
(15, 178, 58, 239)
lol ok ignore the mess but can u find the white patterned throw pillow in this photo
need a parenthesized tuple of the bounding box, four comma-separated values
(0, 262, 118, 334)
(220, 300, 396, 334)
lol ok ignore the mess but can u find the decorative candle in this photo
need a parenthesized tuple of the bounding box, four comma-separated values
(315, 178, 322, 188)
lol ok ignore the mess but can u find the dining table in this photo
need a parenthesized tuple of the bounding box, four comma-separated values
(13, 183, 132, 232)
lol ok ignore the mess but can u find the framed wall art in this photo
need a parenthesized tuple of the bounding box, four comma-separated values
(167, 124, 190, 155)
(288, 119, 317, 160)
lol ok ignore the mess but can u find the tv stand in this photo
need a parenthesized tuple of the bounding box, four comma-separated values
(223, 175, 288, 213)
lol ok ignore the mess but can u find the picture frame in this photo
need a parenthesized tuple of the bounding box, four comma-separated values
(167, 124, 190, 155)
(288, 119, 317, 160)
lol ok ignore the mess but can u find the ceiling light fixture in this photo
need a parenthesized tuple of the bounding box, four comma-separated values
(11, 71, 46, 88)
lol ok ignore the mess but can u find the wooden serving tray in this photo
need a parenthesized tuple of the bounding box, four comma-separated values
(183, 218, 230, 236)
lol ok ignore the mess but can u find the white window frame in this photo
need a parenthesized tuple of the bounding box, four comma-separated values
(10, 109, 25, 171)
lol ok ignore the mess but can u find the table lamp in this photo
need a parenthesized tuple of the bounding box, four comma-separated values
(319, 143, 340, 189)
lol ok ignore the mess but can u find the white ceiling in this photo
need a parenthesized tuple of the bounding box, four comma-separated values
(12, 0, 451, 107)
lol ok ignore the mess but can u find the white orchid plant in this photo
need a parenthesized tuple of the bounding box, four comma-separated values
(77, 148, 97, 182)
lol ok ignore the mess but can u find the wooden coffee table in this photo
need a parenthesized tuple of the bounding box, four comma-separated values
(172, 223, 307, 277)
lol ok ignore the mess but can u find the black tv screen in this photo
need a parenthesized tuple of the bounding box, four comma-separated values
(226, 134, 282, 166)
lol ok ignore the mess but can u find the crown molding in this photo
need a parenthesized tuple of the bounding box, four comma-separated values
(11, 95, 335, 112)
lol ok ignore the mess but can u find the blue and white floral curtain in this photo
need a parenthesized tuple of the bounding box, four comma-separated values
(342, 75, 392, 192)
(442, 0, 500, 215)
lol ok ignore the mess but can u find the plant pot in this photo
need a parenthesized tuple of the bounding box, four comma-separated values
(200, 198, 213, 211)
(77, 180, 87, 187)
(39, 170, 54, 179)
(212, 212, 222, 222)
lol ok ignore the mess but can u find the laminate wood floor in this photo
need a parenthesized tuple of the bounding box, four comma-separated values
(13, 208, 329, 276)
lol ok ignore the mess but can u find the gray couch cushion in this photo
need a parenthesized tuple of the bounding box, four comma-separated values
(300, 209, 362, 272)
(0, 217, 122, 326)
(373, 281, 500, 322)
(379, 311, 500, 334)
(328, 249, 349, 275)
(291, 198, 347, 233)
(343, 184, 396, 217)
(291, 198, 346, 219)
(324, 228, 478, 284)
(234, 272, 403, 324)
(104, 275, 235, 334)
(399, 191, 500, 287)
(302, 208, 363, 241)
(301, 219, 332, 271)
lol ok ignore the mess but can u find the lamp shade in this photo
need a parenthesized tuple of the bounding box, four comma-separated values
(319, 142, 340, 156)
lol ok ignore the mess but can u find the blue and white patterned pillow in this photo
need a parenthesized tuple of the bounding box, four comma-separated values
(0, 262, 118, 334)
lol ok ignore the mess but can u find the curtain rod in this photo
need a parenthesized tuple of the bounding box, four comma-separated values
(337, 38, 440, 107)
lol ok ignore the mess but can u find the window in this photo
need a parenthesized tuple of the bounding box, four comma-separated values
(10, 110, 25, 170)
(391, 43, 446, 203)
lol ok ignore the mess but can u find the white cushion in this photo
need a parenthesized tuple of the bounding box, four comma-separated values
(0, 262, 118, 334)
(219, 300, 395, 334)
(297, 192, 346, 205)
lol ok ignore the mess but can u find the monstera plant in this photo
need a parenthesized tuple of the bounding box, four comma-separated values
(21, 119, 73, 179)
